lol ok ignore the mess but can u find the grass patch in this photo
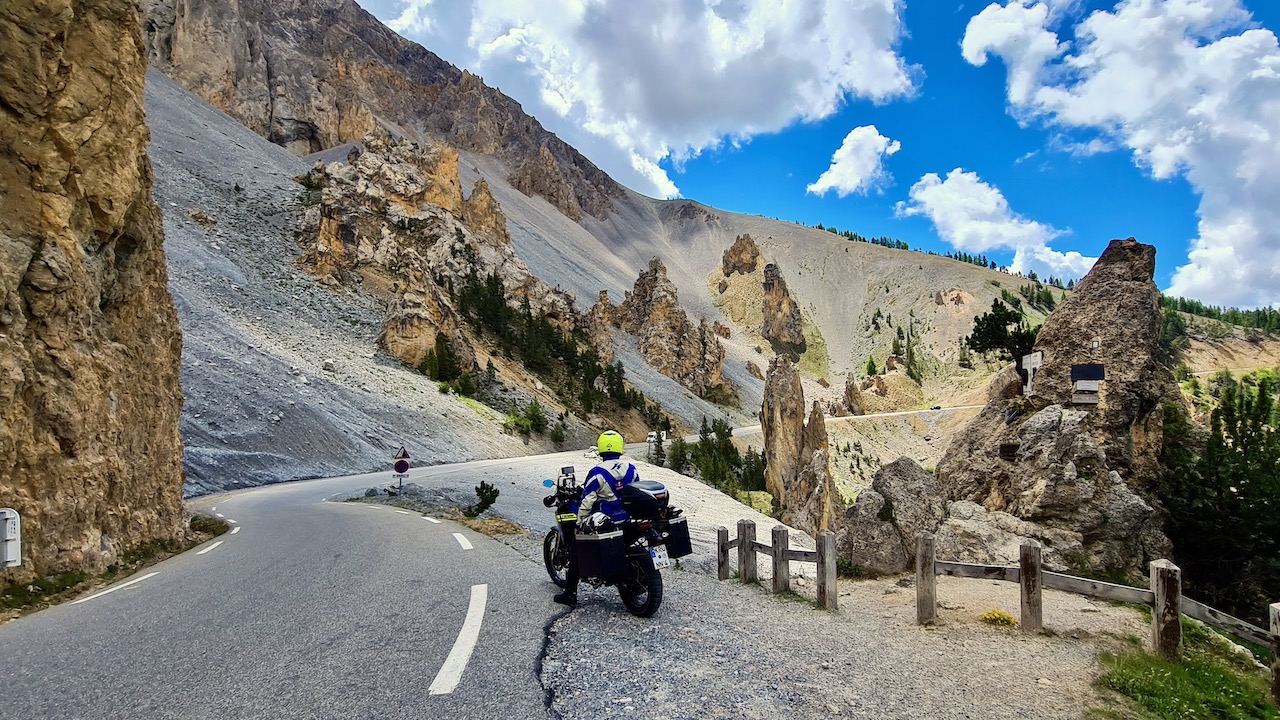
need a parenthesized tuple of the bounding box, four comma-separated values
(1, 571, 88, 611)
(1, 514, 227, 618)
(796, 314, 831, 379)
(1097, 618, 1278, 719)
(735, 490, 773, 515)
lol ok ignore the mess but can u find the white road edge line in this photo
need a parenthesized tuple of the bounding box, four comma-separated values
(197, 541, 224, 556)
(71, 572, 160, 605)
(428, 584, 488, 695)
(423, 517, 441, 524)
(230, 526, 241, 535)
(452, 533, 473, 551)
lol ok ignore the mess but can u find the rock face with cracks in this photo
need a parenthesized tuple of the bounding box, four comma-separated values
(760, 263, 806, 355)
(604, 257, 732, 399)
(0, 0, 187, 583)
(937, 238, 1177, 574)
(721, 233, 761, 276)
(761, 356, 835, 535)
(294, 130, 575, 372)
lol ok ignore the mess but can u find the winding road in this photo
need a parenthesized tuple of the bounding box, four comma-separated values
(1, 453, 592, 720)
(2, 408, 977, 718)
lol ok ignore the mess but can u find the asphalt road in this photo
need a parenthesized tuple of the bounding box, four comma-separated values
(0, 451, 605, 720)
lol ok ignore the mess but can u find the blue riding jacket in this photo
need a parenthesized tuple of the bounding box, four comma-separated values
(577, 453, 639, 523)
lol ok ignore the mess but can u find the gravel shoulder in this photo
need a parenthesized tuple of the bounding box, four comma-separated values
(542, 569, 1146, 720)
(355, 455, 1147, 719)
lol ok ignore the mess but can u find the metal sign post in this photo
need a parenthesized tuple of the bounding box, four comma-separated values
(1, 508, 21, 568)
(393, 447, 411, 492)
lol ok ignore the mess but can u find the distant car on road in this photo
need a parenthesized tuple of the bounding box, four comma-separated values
(930, 405, 942, 410)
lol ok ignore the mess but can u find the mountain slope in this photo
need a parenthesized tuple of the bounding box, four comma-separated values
(145, 71, 551, 494)
(142, 0, 620, 222)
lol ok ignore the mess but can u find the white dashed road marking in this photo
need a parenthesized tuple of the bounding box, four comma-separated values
(396, 510, 410, 515)
(71, 572, 160, 605)
(197, 541, 223, 556)
(428, 584, 488, 695)
(452, 533, 473, 551)
(230, 526, 241, 535)
(423, 517, 441, 524)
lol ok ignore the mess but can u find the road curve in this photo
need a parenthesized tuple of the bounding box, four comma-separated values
(0, 454, 580, 720)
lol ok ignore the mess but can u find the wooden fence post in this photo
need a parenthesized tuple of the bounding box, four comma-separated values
(1020, 541, 1043, 634)
(738, 519, 757, 584)
(772, 525, 790, 594)
(1270, 602, 1279, 706)
(716, 526, 730, 581)
(817, 531, 837, 611)
(1150, 559, 1182, 659)
(916, 532, 936, 624)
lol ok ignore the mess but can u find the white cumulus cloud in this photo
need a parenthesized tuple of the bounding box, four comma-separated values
(807, 125, 901, 197)
(374, 0, 916, 198)
(963, 0, 1280, 308)
(897, 169, 1097, 279)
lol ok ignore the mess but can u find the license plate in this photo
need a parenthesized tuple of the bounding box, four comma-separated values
(650, 545, 671, 569)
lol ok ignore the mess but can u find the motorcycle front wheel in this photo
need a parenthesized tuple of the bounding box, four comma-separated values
(543, 529, 569, 588)
(617, 552, 663, 617)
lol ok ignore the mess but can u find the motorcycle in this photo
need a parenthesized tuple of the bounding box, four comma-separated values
(542, 465, 692, 617)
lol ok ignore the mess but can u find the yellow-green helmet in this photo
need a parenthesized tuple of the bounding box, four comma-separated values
(597, 430, 624, 456)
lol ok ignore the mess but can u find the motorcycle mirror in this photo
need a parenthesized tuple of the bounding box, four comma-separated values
(543, 479, 555, 487)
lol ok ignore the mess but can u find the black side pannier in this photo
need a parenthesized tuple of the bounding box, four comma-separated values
(662, 516, 692, 558)
(576, 529, 625, 577)
(618, 480, 669, 520)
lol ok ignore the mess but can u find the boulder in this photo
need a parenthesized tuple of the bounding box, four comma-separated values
(837, 458, 945, 574)
(937, 239, 1179, 575)
(936, 501, 1084, 572)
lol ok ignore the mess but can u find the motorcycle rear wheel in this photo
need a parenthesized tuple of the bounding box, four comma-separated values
(543, 529, 569, 588)
(617, 553, 663, 617)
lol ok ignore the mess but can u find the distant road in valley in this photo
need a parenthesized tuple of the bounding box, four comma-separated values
(718, 404, 987, 439)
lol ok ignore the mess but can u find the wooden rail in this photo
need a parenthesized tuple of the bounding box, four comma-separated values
(915, 532, 1280, 704)
(715, 520, 837, 611)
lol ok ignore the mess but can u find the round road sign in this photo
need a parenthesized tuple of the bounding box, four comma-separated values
(394, 459, 410, 474)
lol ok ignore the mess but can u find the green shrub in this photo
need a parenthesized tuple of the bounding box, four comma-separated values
(465, 481, 500, 517)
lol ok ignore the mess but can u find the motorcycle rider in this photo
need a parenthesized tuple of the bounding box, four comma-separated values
(553, 430, 639, 606)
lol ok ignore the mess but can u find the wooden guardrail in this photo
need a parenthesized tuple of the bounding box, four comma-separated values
(916, 532, 1280, 703)
(716, 519, 837, 610)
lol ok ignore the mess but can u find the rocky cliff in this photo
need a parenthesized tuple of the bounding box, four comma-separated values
(603, 258, 734, 400)
(761, 357, 835, 535)
(141, 0, 621, 222)
(937, 238, 1177, 574)
(721, 234, 761, 276)
(1, 0, 186, 581)
(295, 130, 576, 370)
(760, 263, 806, 355)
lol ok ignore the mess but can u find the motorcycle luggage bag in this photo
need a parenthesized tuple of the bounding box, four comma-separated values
(618, 480, 669, 519)
(576, 529, 625, 578)
(662, 516, 692, 558)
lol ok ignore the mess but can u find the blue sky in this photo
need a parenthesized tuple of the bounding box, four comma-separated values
(363, 0, 1280, 308)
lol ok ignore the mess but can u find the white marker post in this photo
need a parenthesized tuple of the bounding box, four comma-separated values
(1, 508, 20, 568)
